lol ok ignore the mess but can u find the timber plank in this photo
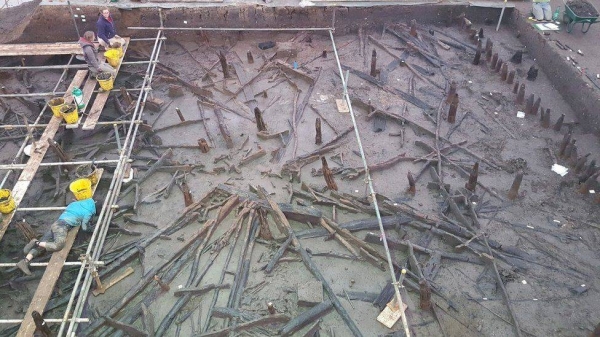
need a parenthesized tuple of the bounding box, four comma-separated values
(82, 37, 130, 130)
(0, 42, 98, 56)
(0, 70, 88, 244)
(17, 169, 103, 337)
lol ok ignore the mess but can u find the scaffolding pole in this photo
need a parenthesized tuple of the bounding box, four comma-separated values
(59, 28, 165, 337)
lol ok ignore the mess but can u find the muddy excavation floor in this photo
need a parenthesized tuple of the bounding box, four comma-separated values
(1, 17, 600, 337)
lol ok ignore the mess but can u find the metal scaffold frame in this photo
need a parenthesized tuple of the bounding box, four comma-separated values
(0, 15, 164, 335)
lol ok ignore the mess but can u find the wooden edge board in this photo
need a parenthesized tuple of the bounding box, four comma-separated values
(82, 37, 131, 130)
(0, 70, 88, 243)
(17, 169, 104, 337)
(0, 42, 98, 57)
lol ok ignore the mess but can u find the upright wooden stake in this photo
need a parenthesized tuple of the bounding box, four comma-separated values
(410, 19, 418, 37)
(407, 171, 416, 195)
(254, 107, 267, 132)
(558, 132, 572, 157)
(507, 171, 523, 200)
(419, 280, 432, 311)
(495, 59, 503, 72)
(370, 49, 378, 78)
(473, 48, 481, 65)
(465, 162, 479, 192)
(322, 157, 338, 191)
(541, 108, 551, 128)
(553, 114, 565, 131)
(247, 51, 254, 64)
(516, 84, 525, 104)
(198, 138, 210, 153)
(315, 118, 322, 145)
(175, 107, 185, 122)
(524, 94, 534, 114)
(181, 181, 194, 207)
(500, 63, 508, 81)
(531, 97, 541, 115)
(448, 94, 459, 123)
(507, 70, 515, 84)
(445, 81, 457, 104)
(218, 51, 229, 78)
(490, 53, 499, 69)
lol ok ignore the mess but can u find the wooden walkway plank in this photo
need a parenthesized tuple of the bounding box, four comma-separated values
(0, 70, 88, 244)
(0, 42, 98, 56)
(17, 169, 104, 337)
(82, 37, 131, 131)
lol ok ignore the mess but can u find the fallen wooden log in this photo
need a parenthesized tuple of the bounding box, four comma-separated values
(279, 301, 334, 336)
(295, 215, 412, 239)
(265, 235, 293, 273)
(214, 107, 234, 149)
(211, 307, 260, 321)
(174, 283, 231, 297)
(199, 314, 290, 337)
(104, 316, 148, 337)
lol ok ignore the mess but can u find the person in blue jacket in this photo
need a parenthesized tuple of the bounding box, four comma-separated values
(96, 7, 125, 50)
(16, 198, 96, 275)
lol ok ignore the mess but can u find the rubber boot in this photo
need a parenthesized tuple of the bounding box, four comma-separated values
(16, 259, 32, 276)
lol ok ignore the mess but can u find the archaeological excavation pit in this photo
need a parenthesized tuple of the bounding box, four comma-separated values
(0, 1, 599, 336)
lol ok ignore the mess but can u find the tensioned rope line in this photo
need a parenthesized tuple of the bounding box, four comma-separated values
(329, 30, 411, 337)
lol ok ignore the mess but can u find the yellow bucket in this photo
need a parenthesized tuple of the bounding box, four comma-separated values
(48, 97, 65, 118)
(0, 189, 16, 214)
(97, 72, 114, 91)
(75, 164, 98, 185)
(60, 104, 79, 124)
(70, 179, 92, 200)
(104, 49, 121, 68)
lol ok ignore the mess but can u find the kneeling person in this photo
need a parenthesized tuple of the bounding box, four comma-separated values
(16, 198, 96, 275)
(79, 31, 116, 78)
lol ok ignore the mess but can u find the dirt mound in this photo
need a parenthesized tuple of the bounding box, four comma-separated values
(567, 0, 599, 17)
(0, 0, 41, 44)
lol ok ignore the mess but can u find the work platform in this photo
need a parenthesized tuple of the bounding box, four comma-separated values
(0, 33, 161, 336)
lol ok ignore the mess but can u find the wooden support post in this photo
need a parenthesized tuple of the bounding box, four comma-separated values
(558, 132, 572, 157)
(198, 138, 210, 153)
(532, 97, 541, 115)
(500, 63, 508, 81)
(563, 139, 576, 160)
(315, 118, 322, 145)
(16, 219, 37, 242)
(218, 51, 229, 78)
(507, 171, 523, 200)
(575, 153, 590, 173)
(524, 94, 534, 114)
(473, 47, 481, 65)
(154, 275, 171, 292)
(214, 108, 234, 149)
(181, 181, 194, 207)
(507, 70, 515, 84)
(407, 171, 416, 195)
(410, 19, 418, 37)
(370, 49, 377, 78)
(121, 87, 133, 107)
(495, 59, 503, 73)
(516, 83, 525, 104)
(513, 80, 519, 94)
(175, 107, 185, 122)
(32, 311, 52, 337)
(448, 94, 458, 123)
(465, 162, 479, 192)
(445, 81, 457, 104)
(246, 51, 254, 64)
(419, 280, 432, 311)
(321, 157, 338, 191)
(554, 114, 565, 131)
(93, 269, 105, 295)
(485, 45, 493, 62)
(254, 107, 267, 132)
(490, 53, 498, 69)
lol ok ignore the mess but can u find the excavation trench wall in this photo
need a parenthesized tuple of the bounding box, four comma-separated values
(8, 4, 599, 133)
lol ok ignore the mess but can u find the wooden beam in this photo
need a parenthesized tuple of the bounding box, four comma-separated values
(0, 42, 98, 56)
(82, 37, 131, 130)
(0, 70, 88, 244)
(17, 169, 104, 337)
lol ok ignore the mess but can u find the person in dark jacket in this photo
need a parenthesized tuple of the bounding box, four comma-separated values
(96, 7, 125, 50)
(16, 198, 96, 275)
(79, 31, 116, 77)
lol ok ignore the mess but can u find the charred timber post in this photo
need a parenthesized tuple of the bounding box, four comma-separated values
(219, 51, 229, 78)
(507, 70, 515, 84)
(370, 49, 378, 78)
(568, 146, 579, 167)
(563, 139, 576, 160)
(541, 108, 551, 128)
(553, 114, 565, 131)
(575, 153, 590, 173)
(500, 63, 508, 81)
(198, 138, 210, 153)
(247, 51, 254, 64)
(181, 181, 194, 206)
(516, 84, 526, 104)
(473, 47, 481, 65)
(419, 280, 432, 311)
(446, 81, 457, 104)
(485, 45, 493, 62)
(465, 162, 479, 192)
(315, 118, 322, 145)
(254, 107, 267, 132)
(507, 171, 524, 200)
(175, 107, 185, 122)
(495, 59, 503, 73)
(448, 94, 459, 123)
(532, 97, 541, 115)
(579, 172, 600, 194)
(154, 275, 171, 292)
(490, 53, 499, 69)
(524, 94, 534, 114)
(407, 171, 416, 195)
(321, 157, 338, 191)
(485, 38, 493, 54)
(32, 311, 52, 337)
(513, 81, 519, 94)
(410, 19, 418, 37)
(558, 132, 572, 157)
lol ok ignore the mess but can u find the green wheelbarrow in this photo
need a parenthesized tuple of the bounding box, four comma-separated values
(563, 0, 599, 33)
